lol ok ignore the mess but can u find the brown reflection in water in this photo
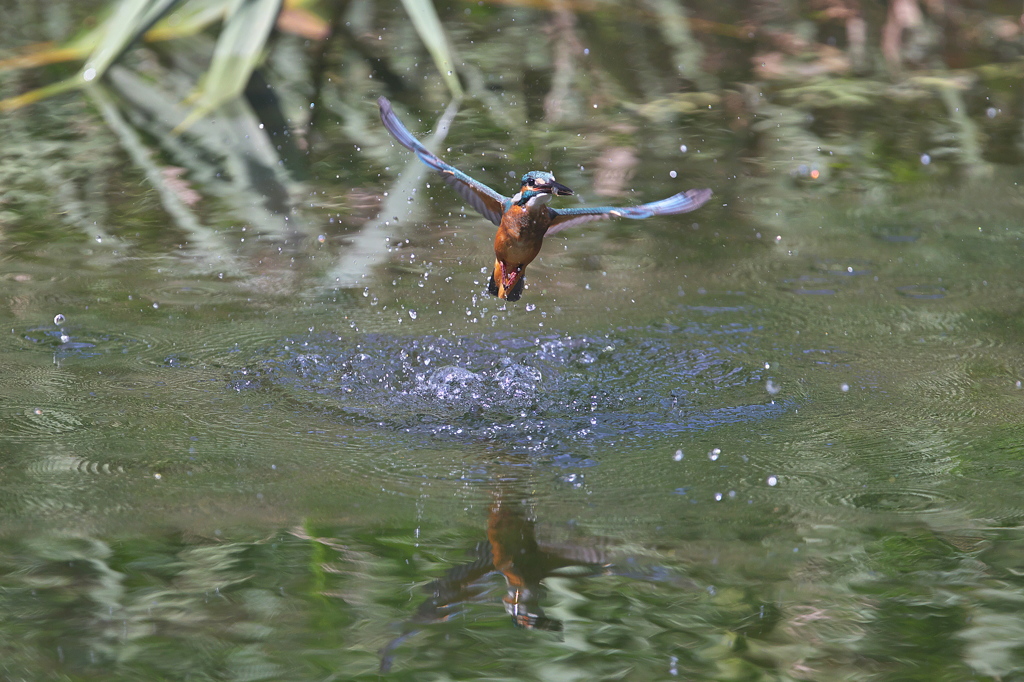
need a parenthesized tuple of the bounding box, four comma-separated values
(380, 486, 633, 673)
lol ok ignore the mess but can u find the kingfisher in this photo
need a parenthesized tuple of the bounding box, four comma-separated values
(377, 96, 712, 301)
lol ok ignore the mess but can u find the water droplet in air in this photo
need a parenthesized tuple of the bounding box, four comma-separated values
(53, 314, 65, 325)
(708, 448, 721, 461)
(674, 449, 684, 461)
(767, 475, 778, 486)
(409, 310, 417, 320)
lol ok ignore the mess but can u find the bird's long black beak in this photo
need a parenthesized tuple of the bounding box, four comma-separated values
(540, 180, 574, 196)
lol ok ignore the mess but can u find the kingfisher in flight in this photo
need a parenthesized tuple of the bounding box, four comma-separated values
(378, 97, 712, 301)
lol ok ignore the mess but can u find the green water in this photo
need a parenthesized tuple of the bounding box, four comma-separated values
(3, 1, 1024, 679)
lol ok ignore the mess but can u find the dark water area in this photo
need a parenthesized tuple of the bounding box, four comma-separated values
(3, 1, 1024, 679)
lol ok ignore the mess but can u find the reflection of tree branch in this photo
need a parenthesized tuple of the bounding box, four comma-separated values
(543, 1, 581, 124)
(42, 155, 121, 247)
(592, 145, 637, 197)
(327, 99, 461, 289)
(645, 0, 715, 90)
(882, 0, 923, 69)
(308, 0, 351, 133)
(89, 83, 245, 273)
(335, 22, 411, 101)
(933, 79, 993, 180)
(105, 65, 301, 241)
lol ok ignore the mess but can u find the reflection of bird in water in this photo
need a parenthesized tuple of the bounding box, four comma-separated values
(378, 490, 696, 673)
(378, 97, 712, 301)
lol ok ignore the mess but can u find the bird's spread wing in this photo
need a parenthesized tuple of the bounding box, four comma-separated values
(378, 97, 507, 226)
(545, 188, 713, 236)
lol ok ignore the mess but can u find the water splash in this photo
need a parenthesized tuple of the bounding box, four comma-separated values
(241, 326, 791, 456)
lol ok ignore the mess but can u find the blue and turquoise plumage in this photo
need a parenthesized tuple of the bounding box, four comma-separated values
(378, 97, 506, 225)
(377, 97, 712, 300)
(545, 188, 713, 235)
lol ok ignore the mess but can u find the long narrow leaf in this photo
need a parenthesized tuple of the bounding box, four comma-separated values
(174, 0, 283, 132)
(398, 0, 464, 99)
(0, 79, 80, 112)
(79, 0, 182, 82)
(0, 0, 182, 111)
(143, 0, 236, 42)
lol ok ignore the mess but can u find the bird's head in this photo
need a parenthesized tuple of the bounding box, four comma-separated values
(514, 171, 573, 206)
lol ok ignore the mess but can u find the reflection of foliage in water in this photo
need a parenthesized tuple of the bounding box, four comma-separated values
(0, 97, 124, 239)
(1, 0, 1022, 267)
(0, 522, 1021, 679)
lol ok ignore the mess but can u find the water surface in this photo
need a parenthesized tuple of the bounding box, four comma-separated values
(3, 2, 1024, 679)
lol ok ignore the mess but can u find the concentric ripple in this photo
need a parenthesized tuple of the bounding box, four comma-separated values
(2, 406, 85, 440)
(19, 325, 166, 363)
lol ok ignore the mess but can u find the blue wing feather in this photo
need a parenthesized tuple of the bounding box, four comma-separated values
(546, 188, 712, 235)
(378, 97, 507, 226)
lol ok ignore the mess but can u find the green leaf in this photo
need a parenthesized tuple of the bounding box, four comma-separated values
(79, 0, 183, 84)
(398, 0, 464, 99)
(0, 0, 183, 111)
(174, 0, 283, 132)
